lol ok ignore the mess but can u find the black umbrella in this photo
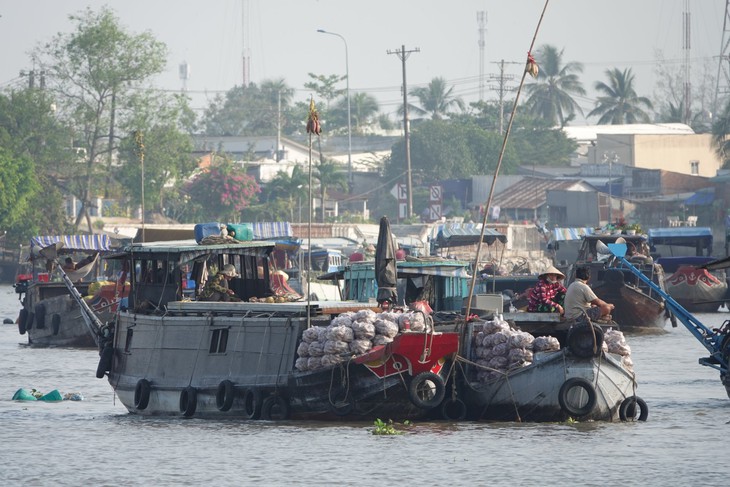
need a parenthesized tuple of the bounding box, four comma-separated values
(375, 216, 398, 307)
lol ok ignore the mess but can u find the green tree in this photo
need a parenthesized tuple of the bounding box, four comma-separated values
(409, 77, 465, 120)
(330, 92, 379, 133)
(314, 160, 347, 223)
(523, 45, 586, 127)
(264, 165, 309, 221)
(588, 68, 653, 124)
(32, 6, 168, 232)
(184, 155, 261, 222)
(711, 99, 730, 168)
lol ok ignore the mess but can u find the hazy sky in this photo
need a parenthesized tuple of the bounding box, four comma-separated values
(0, 1, 726, 124)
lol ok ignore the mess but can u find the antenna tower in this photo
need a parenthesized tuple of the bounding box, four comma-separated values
(714, 0, 730, 115)
(477, 11, 487, 101)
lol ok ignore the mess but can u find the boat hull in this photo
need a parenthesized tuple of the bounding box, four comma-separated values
(592, 281, 667, 331)
(664, 266, 728, 313)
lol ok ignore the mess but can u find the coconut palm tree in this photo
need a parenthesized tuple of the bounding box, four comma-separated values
(314, 160, 348, 223)
(711, 99, 730, 168)
(523, 44, 586, 127)
(588, 68, 653, 124)
(408, 77, 465, 120)
(267, 165, 309, 221)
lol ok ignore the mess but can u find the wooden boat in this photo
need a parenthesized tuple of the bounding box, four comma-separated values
(648, 227, 728, 313)
(569, 234, 670, 332)
(15, 235, 127, 347)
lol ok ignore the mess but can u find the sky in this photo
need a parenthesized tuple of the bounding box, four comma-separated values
(0, 0, 727, 125)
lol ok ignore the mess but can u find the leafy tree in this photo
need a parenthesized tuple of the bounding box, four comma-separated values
(330, 92, 379, 133)
(408, 77, 465, 120)
(304, 73, 345, 110)
(0, 147, 41, 238)
(183, 155, 261, 222)
(523, 45, 586, 127)
(32, 6, 168, 232)
(314, 160, 347, 223)
(588, 68, 653, 124)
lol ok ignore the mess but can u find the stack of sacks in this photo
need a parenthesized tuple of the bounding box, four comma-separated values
(294, 309, 432, 372)
(603, 328, 633, 373)
(471, 317, 560, 383)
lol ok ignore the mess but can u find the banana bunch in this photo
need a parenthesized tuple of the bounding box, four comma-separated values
(526, 52, 539, 78)
(306, 98, 322, 135)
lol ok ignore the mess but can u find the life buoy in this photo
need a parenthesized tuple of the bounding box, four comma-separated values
(441, 397, 468, 421)
(18, 309, 28, 335)
(179, 386, 197, 417)
(96, 346, 113, 379)
(558, 377, 597, 417)
(243, 388, 262, 419)
(408, 372, 446, 409)
(134, 379, 151, 410)
(619, 396, 648, 421)
(51, 314, 61, 335)
(261, 394, 290, 420)
(216, 380, 235, 412)
(566, 323, 604, 358)
(26, 312, 34, 331)
(34, 304, 46, 329)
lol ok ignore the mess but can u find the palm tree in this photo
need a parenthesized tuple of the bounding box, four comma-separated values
(315, 160, 347, 223)
(267, 165, 309, 221)
(588, 68, 653, 124)
(711, 99, 730, 167)
(523, 44, 586, 127)
(408, 77, 465, 120)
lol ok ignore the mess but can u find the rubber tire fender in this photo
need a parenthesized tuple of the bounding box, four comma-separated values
(216, 380, 235, 412)
(408, 372, 446, 409)
(51, 314, 61, 335)
(261, 394, 290, 420)
(566, 323, 604, 358)
(34, 304, 46, 329)
(558, 377, 597, 417)
(96, 345, 113, 379)
(18, 309, 28, 335)
(179, 386, 197, 417)
(134, 379, 151, 410)
(243, 388, 262, 419)
(26, 312, 34, 331)
(441, 397, 468, 420)
(619, 396, 649, 421)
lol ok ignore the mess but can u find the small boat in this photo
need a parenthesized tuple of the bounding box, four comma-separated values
(14, 235, 127, 348)
(648, 227, 728, 313)
(569, 234, 670, 332)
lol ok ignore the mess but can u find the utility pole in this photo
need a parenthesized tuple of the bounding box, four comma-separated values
(387, 45, 419, 220)
(488, 60, 518, 134)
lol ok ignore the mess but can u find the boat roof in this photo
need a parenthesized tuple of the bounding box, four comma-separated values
(321, 258, 472, 280)
(431, 223, 507, 247)
(30, 234, 115, 252)
(647, 227, 713, 248)
(701, 255, 730, 271)
(112, 239, 275, 264)
(551, 227, 596, 242)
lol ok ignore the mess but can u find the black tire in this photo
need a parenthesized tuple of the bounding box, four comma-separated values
(619, 396, 649, 421)
(566, 323, 604, 358)
(261, 394, 290, 420)
(134, 379, 151, 410)
(51, 314, 61, 335)
(216, 380, 235, 412)
(26, 312, 34, 331)
(96, 346, 113, 379)
(558, 377, 597, 417)
(34, 304, 46, 329)
(408, 372, 446, 409)
(179, 386, 197, 417)
(328, 387, 355, 417)
(18, 309, 28, 335)
(441, 397, 468, 420)
(243, 388, 262, 419)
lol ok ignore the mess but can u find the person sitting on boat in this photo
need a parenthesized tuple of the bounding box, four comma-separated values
(526, 265, 566, 314)
(564, 266, 614, 323)
(199, 264, 241, 302)
(62, 257, 77, 272)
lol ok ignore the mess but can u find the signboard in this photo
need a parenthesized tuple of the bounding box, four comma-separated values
(399, 203, 408, 219)
(429, 185, 442, 202)
(429, 204, 442, 221)
(390, 183, 407, 201)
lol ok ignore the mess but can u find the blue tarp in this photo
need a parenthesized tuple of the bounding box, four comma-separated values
(684, 188, 714, 206)
(647, 227, 713, 252)
(250, 222, 293, 240)
(551, 227, 596, 242)
(30, 235, 113, 252)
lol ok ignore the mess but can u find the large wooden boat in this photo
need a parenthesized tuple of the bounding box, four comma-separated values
(15, 235, 126, 347)
(648, 227, 728, 313)
(569, 234, 670, 332)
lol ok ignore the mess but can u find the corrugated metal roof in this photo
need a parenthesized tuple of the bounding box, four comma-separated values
(492, 177, 587, 210)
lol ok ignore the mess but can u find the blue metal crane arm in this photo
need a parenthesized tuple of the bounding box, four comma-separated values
(606, 243, 728, 371)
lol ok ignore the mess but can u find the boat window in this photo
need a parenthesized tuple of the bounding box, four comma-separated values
(209, 328, 229, 354)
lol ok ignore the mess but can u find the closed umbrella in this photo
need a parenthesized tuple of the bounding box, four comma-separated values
(375, 216, 398, 307)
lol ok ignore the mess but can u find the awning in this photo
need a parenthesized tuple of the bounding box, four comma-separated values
(701, 255, 730, 271)
(684, 188, 714, 206)
(251, 222, 293, 240)
(431, 223, 507, 248)
(551, 227, 595, 242)
(647, 227, 713, 250)
(30, 234, 114, 252)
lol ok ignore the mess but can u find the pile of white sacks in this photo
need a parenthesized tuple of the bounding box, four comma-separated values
(295, 309, 432, 372)
(471, 317, 634, 382)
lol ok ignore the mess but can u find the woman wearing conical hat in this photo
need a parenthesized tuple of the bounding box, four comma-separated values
(527, 265, 566, 314)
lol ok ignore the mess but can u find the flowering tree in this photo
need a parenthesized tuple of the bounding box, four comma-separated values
(185, 156, 260, 222)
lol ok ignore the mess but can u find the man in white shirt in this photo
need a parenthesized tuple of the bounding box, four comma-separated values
(564, 266, 614, 322)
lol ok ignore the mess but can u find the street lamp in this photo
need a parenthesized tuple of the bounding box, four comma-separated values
(602, 152, 619, 225)
(317, 29, 352, 192)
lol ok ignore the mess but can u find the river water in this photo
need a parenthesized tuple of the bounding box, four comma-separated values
(1, 283, 728, 486)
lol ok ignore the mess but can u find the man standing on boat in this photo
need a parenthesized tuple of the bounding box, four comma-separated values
(564, 266, 614, 322)
(200, 264, 241, 302)
(527, 265, 566, 314)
